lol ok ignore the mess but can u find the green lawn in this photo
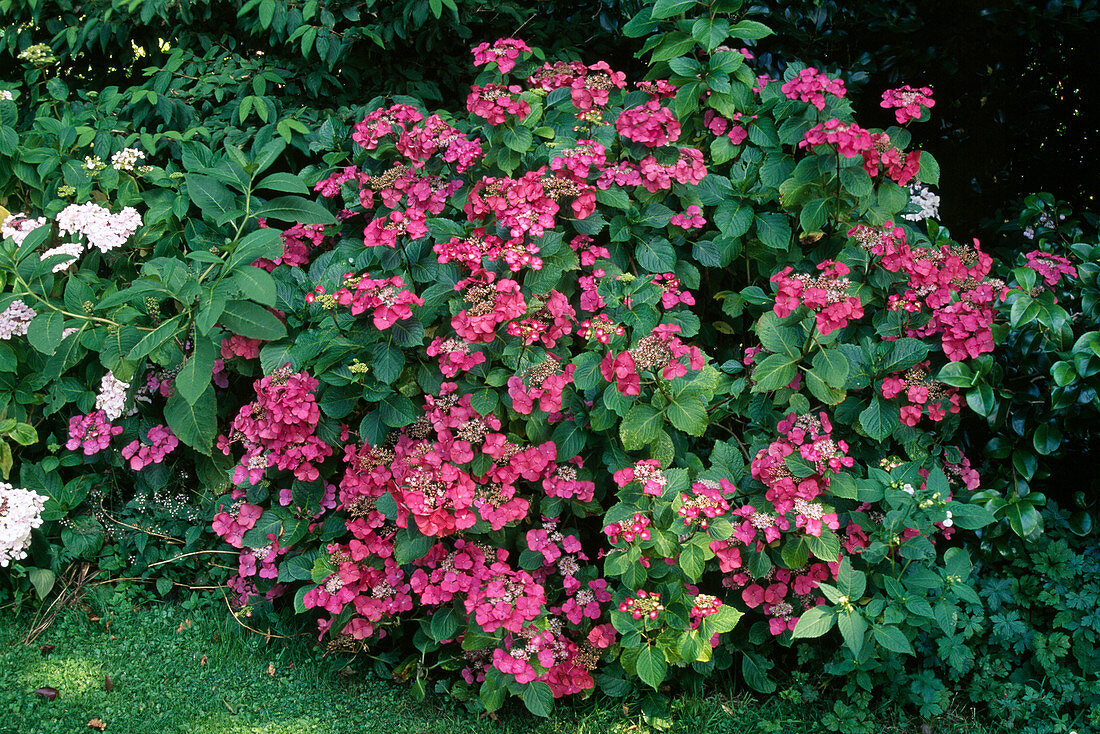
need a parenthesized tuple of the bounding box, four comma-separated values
(0, 590, 993, 734)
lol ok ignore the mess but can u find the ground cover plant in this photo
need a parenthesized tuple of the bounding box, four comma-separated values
(0, 0, 1097, 731)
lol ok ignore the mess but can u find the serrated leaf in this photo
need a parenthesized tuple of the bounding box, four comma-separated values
(791, 605, 835, 639)
(859, 397, 898, 441)
(621, 404, 662, 450)
(751, 353, 797, 391)
(176, 338, 216, 405)
(185, 173, 236, 222)
(220, 301, 287, 340)
(521, 681, 554, 717)
(164, 386, 217, 454)
(254, 196, 336, 225)
(636, 644, 667, 689)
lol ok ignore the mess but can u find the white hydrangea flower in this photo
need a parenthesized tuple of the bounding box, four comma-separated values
(110, 147, 145, 171)
(902, 183, 940, 222)
(0, 483, 47, 567)
(95, 371, 130, 421)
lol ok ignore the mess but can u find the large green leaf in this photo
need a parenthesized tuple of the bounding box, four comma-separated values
(164, 385, 217, 454)
(185, 173, 236, 222)
(791, 605, 835, 639)
(521, 681, 554, 717)
(636, 644, 667, 690)
(27, 311, 64, 355)
(255, 196, 336, 225)
(175, 338, 216, 405)
(219, 300, 287, 340)
(751, 353, 797, 392)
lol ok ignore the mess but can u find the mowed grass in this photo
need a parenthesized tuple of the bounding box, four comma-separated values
(0, 592, 994, 734)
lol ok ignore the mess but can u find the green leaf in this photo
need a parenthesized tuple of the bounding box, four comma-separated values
(651, 0, 697, 19)
(185, 173, 236, 222)
(873, 625, 914, 655)
(176, 339, 216, 405)
(755, 312, 802, 358)
(729, 20, 773, 39)
(917, 151, 940, 186)
(791, 606, 835, 639)
(229, 228, 283, 269)
(691, 17, 729, 52)
(751, 353, 797, 391)
(27, 567, 56, 600)
(636, 239, 677, 273)
(836, 557, 866, 599)
(395, 526, 433, 564)
(882, 338, 929, 374)
(7, 423, 36, 447)
(806, 529, 840, 562)
(859, 398, 898, 441)
(255, 196, 336, 225)
(741, 653, 776, 693)
(755, 213, 791, 249)
(840, 167, 874, 198)
(947, 501, 996, 531)
(805, 371, 845, 405)
(164, 386, 217, 454)
(256, 172, 308, 194)
(126, 317, 181, 361)
(429, 607, 459, 642)
(220, 301, 287, 340)
(230, 266, 278, 307)
(837, 611, 867, 658)
(372, 342, 405, 384)
(812, 349, 849, 388)
(503, 125, 533, 153)
(636, 644, 667, 689)
(27, 311, 64, 355)
(680, 543, 705, 582)
(1032, 424, 1062, 455)
(621, 404, 663, 451)
(379, 393, 417, 427)
(521, 681, 554, 718)
(666, 389, 708, 436)
(799, 198, 828, 233)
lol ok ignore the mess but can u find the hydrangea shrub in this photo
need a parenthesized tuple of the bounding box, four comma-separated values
(8, 0, 1091, 718)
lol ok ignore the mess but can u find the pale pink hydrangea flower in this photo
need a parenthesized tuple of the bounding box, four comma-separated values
(0, 300, 35, 340)
(94, 371, 130, 421)
(56, 202, 142, 252)
(1, 213, 47, 246)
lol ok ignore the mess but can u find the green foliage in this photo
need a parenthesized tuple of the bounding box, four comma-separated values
(0, 0, 1095, 727)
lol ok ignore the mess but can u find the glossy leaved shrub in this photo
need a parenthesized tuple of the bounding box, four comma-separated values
(0, 0, 1095, 722)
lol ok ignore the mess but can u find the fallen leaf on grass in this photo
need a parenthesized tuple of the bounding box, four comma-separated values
(87, 718, 106, 731)
(266, 663, 276, 677)
(199, 655, 208, 666)
(35, 687, 58, 701)
(39, 645, 55, 656)
(104, 674, 113, 692)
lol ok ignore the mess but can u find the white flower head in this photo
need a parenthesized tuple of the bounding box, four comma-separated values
(110, 148, 145, 171)
(0, 483, 48, 566)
